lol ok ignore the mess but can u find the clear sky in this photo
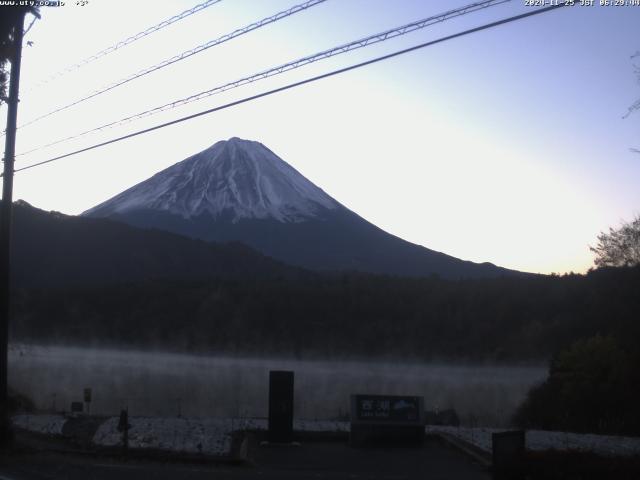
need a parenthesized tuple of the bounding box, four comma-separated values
(2, 0, 639, 274)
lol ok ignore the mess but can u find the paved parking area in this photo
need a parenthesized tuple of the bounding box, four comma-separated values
(246, 433, 490, 480)
(0, 432, 490, 480)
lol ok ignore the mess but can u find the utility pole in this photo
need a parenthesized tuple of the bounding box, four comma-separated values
(0, 9, 26, 445)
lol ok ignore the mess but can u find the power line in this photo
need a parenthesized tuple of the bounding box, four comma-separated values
(11, 2, 573, 176)
(23, 13, 39, 38)
(30, 0, 224, 90)
(16, 0, 511, 158)
(18, 0, 328, 131)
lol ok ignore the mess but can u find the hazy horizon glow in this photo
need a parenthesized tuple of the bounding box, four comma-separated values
(2, 0, 639, 274)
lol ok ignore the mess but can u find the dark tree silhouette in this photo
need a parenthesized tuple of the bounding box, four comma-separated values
(590, 214, 640, 268)
(513, 335, 639, 435)
(0, 6, 38, 104)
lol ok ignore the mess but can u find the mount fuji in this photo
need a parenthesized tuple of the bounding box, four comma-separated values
(84, 137, 516, 278)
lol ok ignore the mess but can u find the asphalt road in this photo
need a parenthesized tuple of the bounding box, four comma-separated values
(0, 436, 490, 480)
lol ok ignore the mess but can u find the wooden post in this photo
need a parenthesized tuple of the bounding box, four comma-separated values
(0, 9, 25, 445)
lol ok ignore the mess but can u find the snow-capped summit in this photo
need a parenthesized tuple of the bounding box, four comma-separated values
(85, 137, 338, 223)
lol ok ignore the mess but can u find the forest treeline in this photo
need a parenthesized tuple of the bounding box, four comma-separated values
(10, 265, 640, 363)
(514, 334, 640, 436)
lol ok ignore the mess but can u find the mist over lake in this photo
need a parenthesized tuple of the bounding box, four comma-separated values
(9, 344, 545, 426)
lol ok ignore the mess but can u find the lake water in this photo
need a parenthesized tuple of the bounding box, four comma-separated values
(8, 344, 546, 426)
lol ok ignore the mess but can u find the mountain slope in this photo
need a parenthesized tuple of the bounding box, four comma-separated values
(85, 137, 338, 223)
(10, 200, 303, 288)
(85, 137, 519, 279)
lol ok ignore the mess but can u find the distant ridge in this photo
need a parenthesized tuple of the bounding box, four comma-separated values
(11, 200, 303, 288)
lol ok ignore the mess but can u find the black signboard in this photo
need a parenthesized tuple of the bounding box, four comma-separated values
(350, 394, 425, 447)
(353, 395, 422, 423)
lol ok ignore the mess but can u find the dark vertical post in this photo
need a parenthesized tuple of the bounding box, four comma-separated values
(268, 370, 294, 443)
(0, 10, 25, 445)
(118, 409, 129, 453)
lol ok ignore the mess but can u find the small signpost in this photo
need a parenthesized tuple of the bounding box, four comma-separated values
(83, 388, 92, 415)
(117, 409, 130, 452)
(350, 394, 425, 447)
